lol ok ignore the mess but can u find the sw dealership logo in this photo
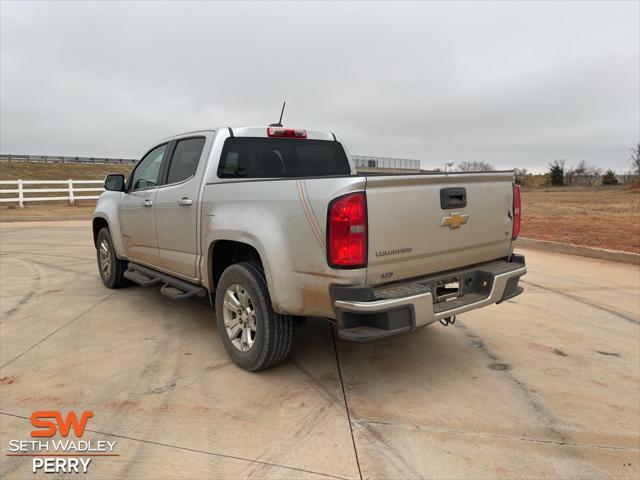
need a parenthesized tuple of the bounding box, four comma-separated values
(7, 411, 117, 474)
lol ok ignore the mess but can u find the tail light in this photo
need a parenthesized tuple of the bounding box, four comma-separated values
(512, 184, 521, 240)
(327, 192, 367, 268)
(267, 127, 307, 138)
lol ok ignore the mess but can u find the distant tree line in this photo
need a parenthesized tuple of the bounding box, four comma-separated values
(456, 161, 495, 172)
(631, 142, 640, 176)
(513, 142, 640, 188)
(545, 160, 609, 186)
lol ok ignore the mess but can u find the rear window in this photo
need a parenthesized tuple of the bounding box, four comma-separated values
(217, 137, 351, 178)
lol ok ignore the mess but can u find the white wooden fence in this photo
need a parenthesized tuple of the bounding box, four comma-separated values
(0, 180, 104, 207)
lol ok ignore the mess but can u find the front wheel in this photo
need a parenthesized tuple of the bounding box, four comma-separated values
(96, 228, 128, 288)
(215, 262, 295, 371)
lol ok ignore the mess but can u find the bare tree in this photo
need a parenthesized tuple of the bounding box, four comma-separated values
(584, 168, 602, 187)
(566, 160, 601, 186)
(631, 142, 640, 176)
(456, 161, 495, 172)
(513, 168, 529, 186)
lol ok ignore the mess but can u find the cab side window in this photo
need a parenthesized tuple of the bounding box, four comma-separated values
(166, 137, 206, 184)
(130, 144, 166, 191)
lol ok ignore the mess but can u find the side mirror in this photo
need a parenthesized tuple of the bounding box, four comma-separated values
(104, 174, 125, 192)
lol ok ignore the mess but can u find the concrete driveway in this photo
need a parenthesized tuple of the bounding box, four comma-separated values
(1, 221, 638, 479)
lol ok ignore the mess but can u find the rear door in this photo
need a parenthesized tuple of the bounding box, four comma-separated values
(365, 172, 514, 285)
(154, 136, 207, 279)
(119, 143, 167, 266)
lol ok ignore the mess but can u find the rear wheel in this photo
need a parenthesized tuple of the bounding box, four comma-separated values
(215, 262, 295, 371)
(96, 228, 128, 288)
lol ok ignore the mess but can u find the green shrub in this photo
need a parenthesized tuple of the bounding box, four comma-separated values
(602, 170, 619, 185)
(548, 160, 565, 186)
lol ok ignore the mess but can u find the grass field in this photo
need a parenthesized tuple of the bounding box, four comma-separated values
(0, 160, 133, 180)
(1, 161, 638, 253)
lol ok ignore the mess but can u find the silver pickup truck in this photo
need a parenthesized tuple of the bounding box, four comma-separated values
(92, 126, 526, 370)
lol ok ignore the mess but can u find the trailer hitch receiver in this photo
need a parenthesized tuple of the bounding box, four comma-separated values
(439, 315, 456, 326)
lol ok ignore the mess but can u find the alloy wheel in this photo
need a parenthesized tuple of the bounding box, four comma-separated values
(99, 238, 112, 279)
(222, 284, 257, 352)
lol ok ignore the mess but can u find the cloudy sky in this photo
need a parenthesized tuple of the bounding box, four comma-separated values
(1, 0, 638, 172)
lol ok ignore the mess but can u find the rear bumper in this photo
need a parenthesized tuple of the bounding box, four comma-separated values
(331, 255, 526, 341)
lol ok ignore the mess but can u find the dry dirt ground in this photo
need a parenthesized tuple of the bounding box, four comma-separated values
(521, 186, 640, 253)
(0, 203, 96, 218)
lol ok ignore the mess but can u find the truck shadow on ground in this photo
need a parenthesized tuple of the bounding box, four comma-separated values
(124, 282, 481, 389)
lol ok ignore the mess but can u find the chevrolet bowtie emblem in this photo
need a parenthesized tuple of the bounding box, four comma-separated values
(440, 212, 469, 229)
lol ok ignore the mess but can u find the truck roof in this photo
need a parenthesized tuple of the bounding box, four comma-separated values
(160, 126, 336, 142)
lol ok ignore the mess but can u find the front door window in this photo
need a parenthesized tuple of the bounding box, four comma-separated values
(130, 144, 166, 190)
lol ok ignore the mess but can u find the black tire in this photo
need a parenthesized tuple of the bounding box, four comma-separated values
(96, 227, 128, 289)
(215, 262, 295, 371)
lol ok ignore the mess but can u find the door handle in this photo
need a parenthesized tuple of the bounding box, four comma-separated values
(440, 188, 467, 209)
(143, 199, 153, 208)
(178, 197, 193, 206)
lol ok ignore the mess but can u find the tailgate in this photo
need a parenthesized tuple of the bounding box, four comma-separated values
(365, 172, 514, 285)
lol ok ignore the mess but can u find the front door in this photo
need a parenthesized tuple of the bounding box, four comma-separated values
(119, 143, 167, 266)
(155, 137, 206, 278)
